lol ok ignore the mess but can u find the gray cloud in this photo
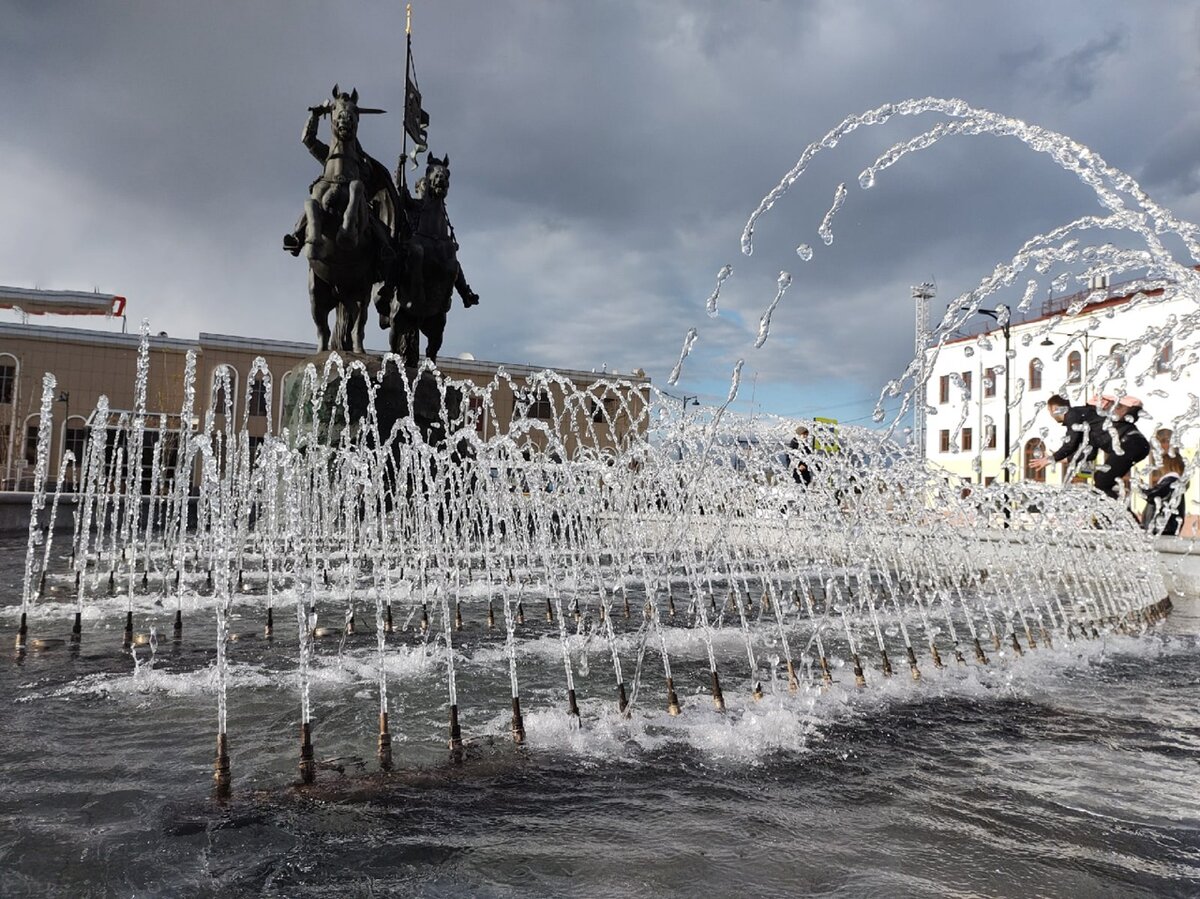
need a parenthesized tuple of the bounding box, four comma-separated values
(1, 0, 1197, 422)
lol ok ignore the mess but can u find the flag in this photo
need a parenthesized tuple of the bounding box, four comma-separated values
(404, 54, 429, 145)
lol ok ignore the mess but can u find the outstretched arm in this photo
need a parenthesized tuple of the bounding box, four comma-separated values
(302, 105, 329, 163)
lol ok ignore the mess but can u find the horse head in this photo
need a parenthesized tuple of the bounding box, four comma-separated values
(329, 84, 361, 142)
(424, 154, 450, 199)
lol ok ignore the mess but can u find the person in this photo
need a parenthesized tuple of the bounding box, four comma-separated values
(1091, 395, 1151, 499)
(1029, 394, 1108, 476)
(788, 426, 813, 486)
(1150, 428, 1174, 486)
(1142, 450, 1187, 535)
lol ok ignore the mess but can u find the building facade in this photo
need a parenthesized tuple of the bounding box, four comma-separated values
(0, 321, 651, 491)
(923, 278, 1197, 516)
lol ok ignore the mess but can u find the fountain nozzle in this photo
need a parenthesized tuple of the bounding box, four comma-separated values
(299, 722, 315, 784)
(378, 711, 392, 771)
(448, 704, 464, 759)
(710, 669, 726, 711)
(511, 696, 526, 744)
(213, 732, 231, 799)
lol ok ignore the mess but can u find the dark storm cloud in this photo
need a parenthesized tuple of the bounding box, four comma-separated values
(1, 1, 1197, 421)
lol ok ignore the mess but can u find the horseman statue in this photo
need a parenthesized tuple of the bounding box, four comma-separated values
(283, 85, 398, 354)
(375, 152, 479, 368)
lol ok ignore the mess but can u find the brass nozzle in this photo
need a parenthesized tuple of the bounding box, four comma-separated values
(213, 732, 231, 799)
(378, 711, 392, 771)
(511, 696, 526, 744)
(711, 669, 726, 711)
(299, 721, 315, 785)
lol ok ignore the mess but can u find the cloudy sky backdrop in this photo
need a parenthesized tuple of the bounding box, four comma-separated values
(3, 1, 1199, 424)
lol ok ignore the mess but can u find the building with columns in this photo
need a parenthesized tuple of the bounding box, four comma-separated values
(0, 320, 651, 492)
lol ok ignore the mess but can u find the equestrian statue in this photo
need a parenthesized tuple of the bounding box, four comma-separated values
(375, 153, 479, 368)
(284, 86, 478, 364)
(283, 85, 398, 355)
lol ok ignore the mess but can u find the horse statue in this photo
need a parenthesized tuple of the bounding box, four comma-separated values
(374, 153, 479, 368)
(283, 85, 398, 354)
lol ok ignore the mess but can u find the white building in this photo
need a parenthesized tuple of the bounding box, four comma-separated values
(922, 276, 1199, 519)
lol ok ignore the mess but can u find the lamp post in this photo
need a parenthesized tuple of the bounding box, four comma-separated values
(976, 305, 1011, 484)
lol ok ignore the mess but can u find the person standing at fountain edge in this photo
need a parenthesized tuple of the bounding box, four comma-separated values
(1142, 450, 1187, 535)
(1090, 396, 1151, 500)
(1030, 393, 1111, 478)
(788, 426, 813, 486)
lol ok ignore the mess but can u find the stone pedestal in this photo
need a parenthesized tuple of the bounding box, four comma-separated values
(281, 352, 463, 447)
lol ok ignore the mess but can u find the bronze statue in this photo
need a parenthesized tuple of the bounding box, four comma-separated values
(375, 153, 479, 367)
(284, 85, 398, 354)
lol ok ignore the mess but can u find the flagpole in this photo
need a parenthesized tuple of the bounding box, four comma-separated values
(400, 3, 412, 192)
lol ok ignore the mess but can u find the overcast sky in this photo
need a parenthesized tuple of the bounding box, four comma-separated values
(3, 1, 1199, 424)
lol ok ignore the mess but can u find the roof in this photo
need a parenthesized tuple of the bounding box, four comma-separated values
(0, 285, 126, 317)
(0, 321, 651, 385)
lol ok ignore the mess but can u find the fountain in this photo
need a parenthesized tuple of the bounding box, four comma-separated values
(5, 100, 1193, 828)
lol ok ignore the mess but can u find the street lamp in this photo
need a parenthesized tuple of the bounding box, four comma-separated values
(975, 305, 1012, 484)
(1039, 330, 1124, 396)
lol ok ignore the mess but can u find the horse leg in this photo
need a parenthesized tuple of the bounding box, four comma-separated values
(423, 312, 447, 365)
(303, 198, 330, 260)
(340, 180, 365, 247)
(353, 288, 368, 354)
(401, 328, 420, 369)
(309, 270, 332, 352)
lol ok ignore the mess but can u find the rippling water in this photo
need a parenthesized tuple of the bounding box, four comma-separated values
(1, 534, 1198, 898)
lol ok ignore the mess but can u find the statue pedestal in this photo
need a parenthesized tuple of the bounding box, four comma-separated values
(280, 352, 463, 447)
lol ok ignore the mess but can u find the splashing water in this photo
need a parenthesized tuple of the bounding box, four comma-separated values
(705, 264, 734, 318)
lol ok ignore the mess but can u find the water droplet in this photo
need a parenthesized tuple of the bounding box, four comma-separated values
(796, 244, 813, 261)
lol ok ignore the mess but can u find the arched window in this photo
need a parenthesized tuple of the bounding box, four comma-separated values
(1067, 351, 1082, 384)
(59, 414, 90, 490)
(1157, 340, 1173, 374)
(1110, 343, 1127, 374)
(210, 364, 239, 420)
(1028, 358, 1043, 391)
(278, 369, 298, 433)
(1024, 438, 1047, 482)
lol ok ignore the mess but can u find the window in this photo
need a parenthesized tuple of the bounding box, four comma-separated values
(984, 476, 996, 486)
(0, 364, 14, 404)
(24, 425, 39, 466)
(1024, 438, 1047, 482)
(984, 368, 997, 398)
(961, 428, 973, 452)
(249, 378, 268, 417)
(247, 435, 264, 466)
(0, 424, 8, 465)
(591, 396, 619, 423)
(985, 424, 997, 450)
(211, 365, 237, 419)
(513, 388, 552, 420)
(1029, 359, 1042, 391)
(468, 395, 485, 434)
(1157, 341, 1173, 374)
(1067, 351, 1082, 384)
(64, 427, 88, 465)
(1110, 343, 1127, 373)
(960, 371, 972, 397)
(939, 429, 950, 453)
(938, 375, 950, 404)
